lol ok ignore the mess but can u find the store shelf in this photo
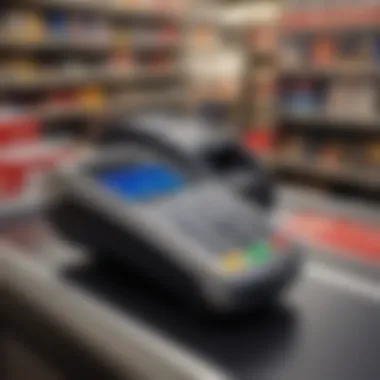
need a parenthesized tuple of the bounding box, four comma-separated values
(33, 88, 185, 122)
(0, 67, 181, 92)
(281, 67, 380, 79)
(105, 89, 186, 116)
(270, 155, 380, 189)
(0, 36, 180, 54)
(283, 24, 380, 37)
(21, 0, 182, 22)
(280, 111, 380, 132)
(279, 6, 380, 199)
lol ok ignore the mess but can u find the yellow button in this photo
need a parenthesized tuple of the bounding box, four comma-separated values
(221, 251, 246, 273)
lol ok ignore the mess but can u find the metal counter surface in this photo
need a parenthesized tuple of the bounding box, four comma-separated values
(1, 187, 380, 380)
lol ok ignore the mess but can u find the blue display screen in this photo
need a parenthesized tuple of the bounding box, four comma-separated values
(97, 163, 185, 203)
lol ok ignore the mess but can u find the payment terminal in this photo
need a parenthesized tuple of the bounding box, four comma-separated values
(100, 112, 275, 208)
(49, 144, 300, 313)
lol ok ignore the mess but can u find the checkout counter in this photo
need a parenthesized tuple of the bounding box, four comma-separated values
(1, 112, 380, 380)
(2, 192, 380, 380)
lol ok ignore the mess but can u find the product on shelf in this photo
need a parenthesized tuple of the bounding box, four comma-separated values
(109, 49, 134, 71)
(319, 142, 342, 168)
(45, 11, 69, 38)
(113, 26, 131, 46)
(324, 80, 348, 118)
(311, 35, 336, 67)
(287, 81, 320, 114)
(325, 80, 377, 119)
(244, 129, 275, 155)
(337, 32, 371, 68)
(5, 59, 39, 82)
(47, 91, 78, 109)
(0, 10, 45, 43)
(77, 86, 106, 109)
(69, 15, 110, 44)
(60, 59, 90, 77)
(354, 83, 378, 119)
(24, 10, 45, 42)
(367, 141, 380, 166)
(160, 26, 180, 43)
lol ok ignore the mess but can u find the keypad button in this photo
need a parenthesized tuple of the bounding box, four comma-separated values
(221, 251, 246, 273)
(246, 242, 272, 265)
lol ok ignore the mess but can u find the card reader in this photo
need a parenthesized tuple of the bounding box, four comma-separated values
(100, 112, 275, 208)
(49, 146, 300, 313)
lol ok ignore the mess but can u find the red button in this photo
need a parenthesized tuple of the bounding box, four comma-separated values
(271, 234, 290, 251)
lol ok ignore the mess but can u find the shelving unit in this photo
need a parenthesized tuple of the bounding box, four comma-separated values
(0, 36, 180, 53)
(0, 67, 181, 92)
(281, 67, 380, 79)
(34, 88, 185, 122)
(279, 112, 380, 132)
(276, 1, 380, 195)
(0, 0, 188, 128)
(0, 0, 189, 205)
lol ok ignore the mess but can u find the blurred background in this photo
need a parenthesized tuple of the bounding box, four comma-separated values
(0, 0, 379, 256)
(1, 2, 380, 380)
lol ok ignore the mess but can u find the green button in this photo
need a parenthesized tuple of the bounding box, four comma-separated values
(246, 242, 272, 265)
